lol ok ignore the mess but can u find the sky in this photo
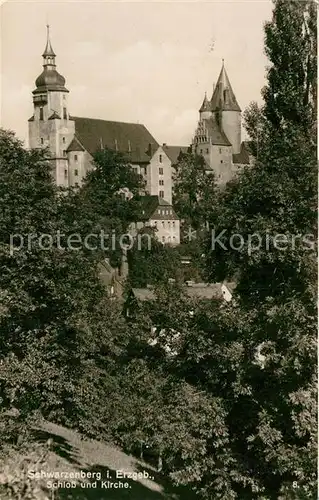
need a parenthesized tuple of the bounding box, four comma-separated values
(1, 0, 273, 147)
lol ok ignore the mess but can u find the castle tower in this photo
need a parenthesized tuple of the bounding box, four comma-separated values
(210, 61, 241, 154)
(28, 25, 75, 186)
(199, 92, 212, 120)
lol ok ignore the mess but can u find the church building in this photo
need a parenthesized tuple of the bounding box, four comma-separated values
(28, 26, 175, 206)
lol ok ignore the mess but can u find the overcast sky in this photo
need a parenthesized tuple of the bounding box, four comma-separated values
(1, 0, 273, 147)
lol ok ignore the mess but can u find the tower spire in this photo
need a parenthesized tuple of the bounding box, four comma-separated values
(42, 24, 56, 66)
(210, 61, 241, 112)
(199, 91, 210, 113)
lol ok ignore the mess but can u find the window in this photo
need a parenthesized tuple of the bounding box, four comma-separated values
(162, 236, 165, 242)
(64, 169, 68, 179)
(63, 107, 67, 119)
(166, 210, 169, 215)
(74, 169, 78, 176)
(159, 190, 164, 198)
(40, 137, 44, 145)
(200, 149, 203, 154)
(219, 148, 222, 154)
(62, 137, 66, 144)
(39, 108, 44, 120)
(162, 221, 165, 227)
(159, 167, 164, 175)
(74, 154, 78, 161)
(63, 94, 66, 100)
(63, 150, 66, 156)
(172, 221, 175, 228)
(206, 148, 209, 154)
(159, 179, 164, 186)
(158, 209, 161, 214)
(159, 154, 162, 163)
(221, 160, 223, 164)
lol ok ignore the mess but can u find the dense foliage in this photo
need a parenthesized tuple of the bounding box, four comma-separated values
(0, 1, 316, 499)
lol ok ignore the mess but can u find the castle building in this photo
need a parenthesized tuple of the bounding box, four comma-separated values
(28, 27, 175, 206)
(192, 61, 251, 184)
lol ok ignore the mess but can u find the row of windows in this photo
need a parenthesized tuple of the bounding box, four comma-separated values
(199, 147, 223, 154)
(154, 220, 176, 228)
(157, 208, 172, 215)
(162, 236, 177, 243)
(64, 169, 78, 179)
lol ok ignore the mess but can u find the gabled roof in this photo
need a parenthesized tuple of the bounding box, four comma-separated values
(210, 63, 241, 112)
(132, 288, 156, 302)
(136, 195, 179, 221)
(130, 282, 236, 302)
(162, 145, 189, 165)
(232, 141, 251, 164)
(203, 118, 231, 146)
(70, 116, 159, 163)
(48, 111, 61, 120)
(66, 136, 85, 152)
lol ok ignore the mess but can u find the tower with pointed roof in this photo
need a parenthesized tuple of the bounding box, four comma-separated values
(28, 25, 75, 186)
(210, 60, 241, 154)
(192, 61, 247, 185)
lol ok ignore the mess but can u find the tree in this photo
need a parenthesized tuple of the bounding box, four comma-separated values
(0, 129, 105, 442)
(243, 101, 264, 158)
(202, 0, 317, 497)
(173, 152, 217, 233)
(127, 227, 182, 287)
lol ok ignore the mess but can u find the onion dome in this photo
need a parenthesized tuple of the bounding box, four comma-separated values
(33, 25, 68, 93)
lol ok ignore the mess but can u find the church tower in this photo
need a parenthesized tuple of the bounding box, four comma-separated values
(210, 61, 241, 154)
(28, 25, 75, 186)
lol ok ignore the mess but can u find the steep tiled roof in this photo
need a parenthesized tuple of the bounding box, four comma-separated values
(210, 63, 241, 112)
(199, 92, 210, 113)
(132, 288, 156, 302)
(162, 145, 189, 165)
(136, 195, 179, 221)
(203, 119, 231, 146)
(232, 141, 251, 164)
(70, 116, 159, 163)
(131, 282, 236, 302)
(66, 136, 85, 152)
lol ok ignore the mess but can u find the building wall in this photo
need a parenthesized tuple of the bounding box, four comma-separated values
(29, 90, 75, 187)
(67, 149, 93, 186)
(193, 141, 233, 185)
(148, 147, 172, 204)
(220, 110, 241, 154)
(149, 218, 180, 245)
